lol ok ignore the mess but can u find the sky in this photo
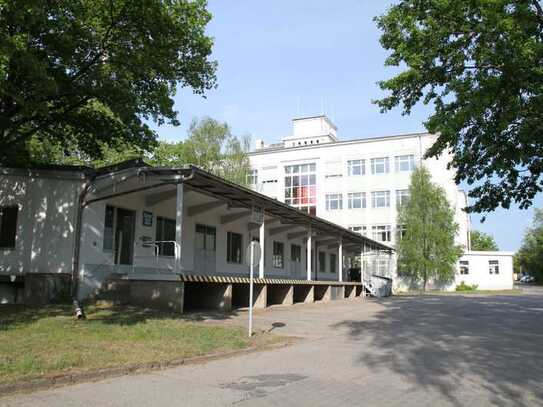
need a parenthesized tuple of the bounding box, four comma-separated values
(148, 0, 540, 252)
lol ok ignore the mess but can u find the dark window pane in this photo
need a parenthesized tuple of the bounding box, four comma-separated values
(0, 206, 18, 248)
(103, 206, 115, 250)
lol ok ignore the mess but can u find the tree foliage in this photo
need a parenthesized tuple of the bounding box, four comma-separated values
(0, 0, 216, 166)
(397, 166, 462, 291)
(470, 230, 499, 251)
(375, 1, 543, 215)
(150, 117, 252, 185)
(515, 208, 543, 281)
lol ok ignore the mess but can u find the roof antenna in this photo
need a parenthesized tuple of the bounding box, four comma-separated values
(321, 97, 324, 116)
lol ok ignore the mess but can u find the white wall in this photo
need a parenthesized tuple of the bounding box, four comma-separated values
(78, 182, 349, 298)
(456, 251, 514, 290)
(249, 132, 469, 249)
(0, 172, 81, 275)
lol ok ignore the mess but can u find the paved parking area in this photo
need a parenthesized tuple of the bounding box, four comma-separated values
(4, 293, 543, 407)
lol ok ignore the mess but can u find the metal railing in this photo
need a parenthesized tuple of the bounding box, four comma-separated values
(131, 241, 181, 274)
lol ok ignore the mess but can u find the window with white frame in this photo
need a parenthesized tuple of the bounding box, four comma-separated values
(371, 191, 390, 208)
(247, 169, 258, 185)
(349, 225, 367, 236)
(396, 189, 410, 207)
(347, 159, 365, 176)
(330, 253, 337, 273)
(284, 163, 317, 215)
(273, 241, 284, 268)
(291, 244, 301, 262)
(489, 260, 500, 274)
(396, 224, 407, 241)
(371, 157, 390, 174)
(319, 251, 326, 273)
(227, 232, 243, 264)
(348, 192, 366, 209)
(395, 154, 415, 172)
(459, 260, 469, 275)
(325, 193, 343, 210)
(372, 225, 392, 242)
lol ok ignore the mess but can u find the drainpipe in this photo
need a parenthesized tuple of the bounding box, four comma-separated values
(72, 175, 96, 319)
(71, 167, 195, 319)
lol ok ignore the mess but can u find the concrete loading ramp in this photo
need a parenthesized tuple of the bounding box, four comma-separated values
(98, 274, 364, 314)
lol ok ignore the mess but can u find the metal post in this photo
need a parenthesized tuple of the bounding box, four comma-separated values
(259, 215, 265, 279)
(361, 243, 365, 297)
(249, 242, 254, 337)
(306, 225, 312, 281)
(175, 182, 184, 274)
(338, 238, 343, 282)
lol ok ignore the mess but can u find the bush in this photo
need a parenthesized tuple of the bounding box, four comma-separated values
(456, 281, 478, 291)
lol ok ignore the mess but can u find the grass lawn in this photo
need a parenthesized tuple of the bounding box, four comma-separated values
(0, 303, 279, 386)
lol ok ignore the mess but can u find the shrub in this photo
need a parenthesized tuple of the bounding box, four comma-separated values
(456, 281, 478, 291)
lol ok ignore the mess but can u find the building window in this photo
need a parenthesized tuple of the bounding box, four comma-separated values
(348, 192, 366, 209)
(0, 206, 18, 249)
(196, 224, 217, 252)
(396, 190, 410, 207)
(273, 241, 284, 268)
(371, 191, 390, 208)
(156, 216, 176, 256)
(459, 260, 469, 275)
(395, 155, 415, 172)
(326, 194, 343, 210)
(291, 244, 302, 262)
(103, 205, 115, 251)
(319, 251, 326, 273)
(347, 159, 365, 176)
(227, 232, 243, 264)
(371, 157, 390, 174)
(349, 225, 367, 236)
(489, 260, 500, 274)
(372, 225, 392, 242)
(330, 253, 337, 274)
(247, 169, 258, 185)
(396, 224, 407, 241)
(284, 163, 317, 215)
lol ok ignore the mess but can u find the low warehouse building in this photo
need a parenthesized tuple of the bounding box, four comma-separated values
(0, 160, 393, 310)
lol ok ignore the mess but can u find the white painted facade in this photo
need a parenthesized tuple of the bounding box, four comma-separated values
(0, 169, 83, 275)
(248, 116, 513, 290)
(1, 164, 382, 301)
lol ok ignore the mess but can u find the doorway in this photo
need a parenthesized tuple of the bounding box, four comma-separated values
(194, 224, 217, 275)
(114, 208, 136, 265)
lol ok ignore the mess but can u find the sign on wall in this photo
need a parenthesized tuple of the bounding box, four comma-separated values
(142, 211, 153, 227)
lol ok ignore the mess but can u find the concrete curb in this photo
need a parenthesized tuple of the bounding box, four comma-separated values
(0, 336, 301, 398)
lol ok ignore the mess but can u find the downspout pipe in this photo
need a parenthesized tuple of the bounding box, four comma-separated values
(72, 173, 96, 319)
(71, 167, 195, 319)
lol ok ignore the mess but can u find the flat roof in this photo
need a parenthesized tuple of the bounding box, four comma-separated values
(140, 165, 393, 252)
(250, 132, 432, 155)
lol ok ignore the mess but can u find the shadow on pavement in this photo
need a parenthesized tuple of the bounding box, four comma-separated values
(333, 295, 543, 407)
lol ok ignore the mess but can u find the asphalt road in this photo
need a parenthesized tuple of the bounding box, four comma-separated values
(4, 292, 543, 407)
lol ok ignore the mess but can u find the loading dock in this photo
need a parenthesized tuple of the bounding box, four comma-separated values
(267, 284, 294, 306)
(232, 283, 267, 309)
(293, 285, 313, 303)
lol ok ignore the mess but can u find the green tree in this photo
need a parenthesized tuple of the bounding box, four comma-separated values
(0, 0, 216, 166)
(515, 208, 543, 281)
(375, 1, 543, 215)
(397, 166, 462, 291)
(151, 117, 251, 185)
(470, 230, 499, 251)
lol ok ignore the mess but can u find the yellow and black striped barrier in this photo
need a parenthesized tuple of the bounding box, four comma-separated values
(179, 274, 361, 286)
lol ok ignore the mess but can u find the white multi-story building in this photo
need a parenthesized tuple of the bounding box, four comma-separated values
(249, 115, 513, 291)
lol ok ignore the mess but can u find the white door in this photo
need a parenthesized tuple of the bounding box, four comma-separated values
(290, 244, 302, 279)
(194, 224, 216, 275)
